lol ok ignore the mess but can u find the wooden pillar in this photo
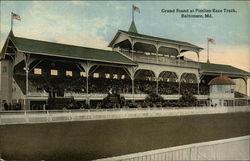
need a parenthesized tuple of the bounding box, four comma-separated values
(156, 78, 159, 95)
(156, 44, 159, 64)
(131, 40, 134, 61)
(178, 77, 181, 95)
(24, 53, 30, 110)
(80, 62, 92, 106)
(131, 68, 135, 103)
(197, 51, 200, 95)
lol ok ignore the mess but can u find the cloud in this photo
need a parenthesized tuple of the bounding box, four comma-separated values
(175, 22, 184, 28)
(70, 1, 89, 6)
(197, 1, 210, 8)
(9, 1, 111, 50)
(106, 1, 126, 11)
(183, 44, 250, 72)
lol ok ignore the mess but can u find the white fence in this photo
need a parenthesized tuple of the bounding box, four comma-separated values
(95, 135, 250, 161)
(0, 106, 249, 125)
(121, 50, 199, 69)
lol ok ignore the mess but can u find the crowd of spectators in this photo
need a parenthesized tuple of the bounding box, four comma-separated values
(3, 102, 22, 110)
(11, 74, 210, 110)
(158, 82, 178, 94)
(14, 73, 209, 96)
(10, 74, 207, 110)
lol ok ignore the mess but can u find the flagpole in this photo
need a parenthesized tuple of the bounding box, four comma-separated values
(11, 12, 13, 31)
(132, 5, 134, 22)
(207, 38, 210, 63)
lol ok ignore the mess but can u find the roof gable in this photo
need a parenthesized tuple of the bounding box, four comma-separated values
(120, 30, 202, 49)
(108, 29, 203, 50)
(1, 33, 135, 65)
(0, 30, 15, 59)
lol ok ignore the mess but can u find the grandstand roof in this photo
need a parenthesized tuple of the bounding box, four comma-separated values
(208, 76, 235, 85)
(109, 30, 203, 50)
(200, 62, 250, 76)
(0, 31, 136, 65)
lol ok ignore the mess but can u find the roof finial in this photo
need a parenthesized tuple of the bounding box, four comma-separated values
(129, 5, 140, 33)
(129, 21, 138, 33)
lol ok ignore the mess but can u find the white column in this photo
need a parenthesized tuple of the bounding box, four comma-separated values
(86, 62, 90, 105)
(86, 71, 89, 105)
(132, 68, 135, 103)
(156, 45, 160, 94)
(131, 39, 134, 61)
(177, 48, 181, 65)
(197, 82, 200, 95)
(178, 77, 181, 95)
(197, 74, 200, 95)
(245, 77, 248, 96)
(80, 62, 92, 106)
(197, 51, 200, 95)
(156, 44, 159, 64)
(24, 53, 30, 110)
(245, 77, 249, 106)
(156, 78, 159, 95)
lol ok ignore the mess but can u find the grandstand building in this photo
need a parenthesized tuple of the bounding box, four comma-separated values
(0, 21, 249, 110)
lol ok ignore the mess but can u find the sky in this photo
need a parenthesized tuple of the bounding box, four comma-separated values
(0, 1, 250, 95)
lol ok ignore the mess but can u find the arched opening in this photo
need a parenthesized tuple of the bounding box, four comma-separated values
(179, 50, 199, 62)
(113, 40, 158, 59)
(200, 75, 217, 95)
(134, 42, 157, 54)
(180, 73, 198, 95)
(158, 46, 179, 58)
(133, 42, 157, 61)
(114, 39, 132, 57)
(134, 69, 156, 94)
(158, 71, 178, 95)
(88, 65, 131, 94)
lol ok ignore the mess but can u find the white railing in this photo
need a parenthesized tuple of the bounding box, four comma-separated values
(95, 135, 250, 161)
(0, 106, 249, 125)
(134, 54, 199, 68)
(121, 93, 148, 100)
(26, 92, 209, 101)
(28, 91, 49, 97)
(121, 50, 199, 68)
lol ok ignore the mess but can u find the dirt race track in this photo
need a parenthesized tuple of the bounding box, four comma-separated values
(0, 112, 250, 161)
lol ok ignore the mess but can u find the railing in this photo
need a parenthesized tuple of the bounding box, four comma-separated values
(26, 92, 209, 101)
(28, 91, 49, 97)
(121, 50, 199, 68)
(0, 106, 249, 125)
(95, 135, 250, 161)
(121, 93, 148, 100)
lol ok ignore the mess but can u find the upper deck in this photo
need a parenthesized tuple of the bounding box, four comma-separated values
(120, 49, 199, 69)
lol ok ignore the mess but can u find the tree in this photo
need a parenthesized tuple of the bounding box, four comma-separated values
(179, 90, 197, 107)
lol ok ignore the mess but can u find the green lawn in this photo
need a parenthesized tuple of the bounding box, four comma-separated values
(0, 112, 249, 161)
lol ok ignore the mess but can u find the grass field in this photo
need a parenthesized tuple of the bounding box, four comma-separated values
(0, 112, 249, 161)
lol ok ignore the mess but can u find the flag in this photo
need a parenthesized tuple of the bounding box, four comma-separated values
(12, 12, 21, 21)
(208, 38, 215, 44)
(133, 5, 140, 13)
